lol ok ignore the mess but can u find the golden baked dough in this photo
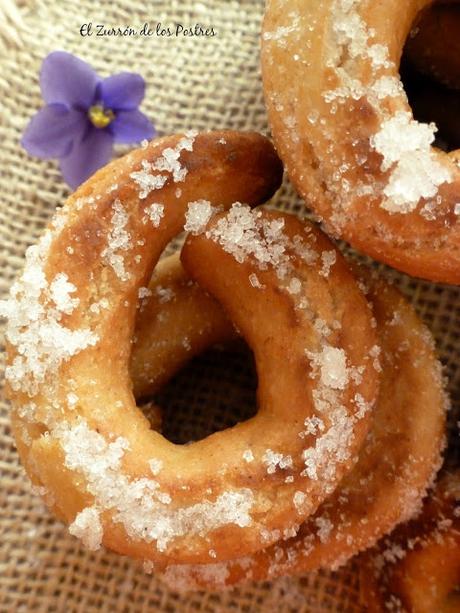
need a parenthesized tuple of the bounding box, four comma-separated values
(4, 132, 379, 567)
(4, 131, 295, 565)
(131, 254, 236, 400)
(178, 206, 378, 559)
(360, 471, 460, 613)
(261, 0, 460, 284)
(129, 255, 446, 589)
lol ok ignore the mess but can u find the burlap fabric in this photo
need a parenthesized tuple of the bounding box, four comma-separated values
(0, 1, 458, 611)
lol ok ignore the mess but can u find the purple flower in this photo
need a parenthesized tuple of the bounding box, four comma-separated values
(22, 51, 156, 189)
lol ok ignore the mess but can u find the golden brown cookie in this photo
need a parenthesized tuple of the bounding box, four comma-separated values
(261, 0, 460, 284)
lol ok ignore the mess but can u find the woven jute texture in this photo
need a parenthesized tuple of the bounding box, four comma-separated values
(0, 1, 459, 612)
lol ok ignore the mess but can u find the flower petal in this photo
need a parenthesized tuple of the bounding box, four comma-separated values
(109, 109, 156, 144)
(97, 73, 146, 111)
(21, 104, 87, 159)
(59, 128, 113, 189)
(40, 51, 100, 109)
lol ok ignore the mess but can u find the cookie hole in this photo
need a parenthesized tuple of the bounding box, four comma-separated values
(139, 340, 258, 444)
(401, 2, 460, 152)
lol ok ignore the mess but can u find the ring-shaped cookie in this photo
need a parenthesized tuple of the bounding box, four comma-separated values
(133, 254, 445, 588)
(4, 131, 294, 565)
(4, 133, 379, 566)
(262, 0, 460, 284)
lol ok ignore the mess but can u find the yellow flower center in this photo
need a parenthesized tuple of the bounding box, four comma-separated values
(88, 105, 115, 129)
